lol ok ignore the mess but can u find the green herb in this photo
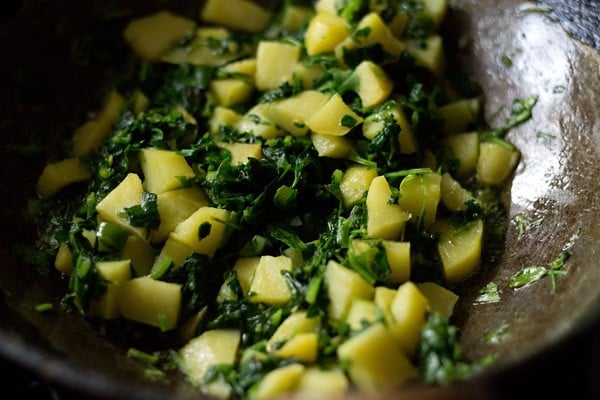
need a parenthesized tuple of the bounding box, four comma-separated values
(96, 221, 128, 251)
(340, 114, 358, 128)
(501, 55, 513, 67)
(34, 303, 53, 312)
(484, 322, 510, 344)
(127, 348, 160, 365)
(474, 282, 501, 304)
(509, 251, 571, 292)
(491, 95, 538, 138)
(513, 214, 544, 239)
(198, 222, 212, 240)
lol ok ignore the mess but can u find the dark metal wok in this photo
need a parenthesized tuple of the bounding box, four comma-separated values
(0, 0, 598, 398)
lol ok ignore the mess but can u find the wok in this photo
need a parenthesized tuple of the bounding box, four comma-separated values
(0, 0, 598, 398)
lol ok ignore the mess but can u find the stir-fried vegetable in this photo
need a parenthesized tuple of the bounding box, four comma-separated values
(27, 0, 535, 398)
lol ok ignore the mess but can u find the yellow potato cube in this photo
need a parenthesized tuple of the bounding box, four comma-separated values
(405, 35, 445, 76)
(89, 260, 132, 319)
(335, 13, 405, 66)
(311, 133, 352, 158)
(339, 165, 378, 207)
(292, 63, 326, 89)
(123, 11, 196, 61)
(120, 234, 157, 276)
(139, 148, 195, 195)
(171, 207, 232, 258)
(362, 100, 417, 154)
(325, 260, 374, 320)
(280, 5, 314, 32)
(95, 173, 146, 239)
(305, 93, 363, 136)
(267, 310, 321, 353)
(397, 173, 441, 228)
(273, 332, 319, 362)
(434, 218, 484, 285)
(179, 329, 241, 398)
(305, 12, 350, 56)
(201, 0, 272, 33)
(249, 363, 305, 400)
(416, 282, 458, 320)
(217, 142, 263, 165)
(440, 172, 475, 212)
(346, 298, 379, 331)
(36, 157, 91, 198)
(248, 255, 293, 305)
(476, 142, 520, 186)
(255, 41, 301, 90)
(382, 240, 411, 284)
(151, 187, 209, 244)
(54, 243, 74, 275)
(237, 104, 285, 139)
(262, 90, 330, 136)
(210, 79, 254, 107)
(118, 276, 182, 330)
(437, 98, 481, 135)
(223, 58, 257, 77)
(423, 0, 448, 30)
(366, 176, 410, 240)
(209, 107, 241, 134)
(296, 367, 349, 398)
(441, 132, 480, 177)
(315, 0, 337, 14)
(353, 60, 394, 107)
(337, 323, 417, 394)
(233, 256, 260, 296)
(154, 235, 194, 270)
(388, 281, 429, 357)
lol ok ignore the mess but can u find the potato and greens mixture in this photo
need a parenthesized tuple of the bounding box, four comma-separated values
(31, 0, 529, 398)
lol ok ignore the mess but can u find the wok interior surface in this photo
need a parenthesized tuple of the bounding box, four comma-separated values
(0, 0, 598, 398)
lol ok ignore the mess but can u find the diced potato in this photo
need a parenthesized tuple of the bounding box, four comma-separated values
(95, 173, 146, 239)
(388, 281, 429, 357)
(293, 63, 325, 90)
(311, 133, 352, 158)
(387, 12, 409, 38)
(255, 41, 301, 90)
(346, 298, 379, 331)
(72, 89, 126, 156)
(373, 286, 396, 327)
(337, 323, 417, 394)
(437, 98, 480, 135)
(280, 5, 314, 32)
(366, 176, 410, 240)
(139, 148, 195, 195)
(397, 173, 441, 228)
(272, 332, 319, 362)
(123, 11, 196, 61)
(305, 12, 350, 56)
(405, 35, 444, 76)
(132, 90, 150, 115)
(416, 282, 458, 320)
(36, 157, 91, 198)
(210, 79, 254, 107)
(262, 90, 330, 136)
(267, 311, 321, 353)
(217, 142, 263, 165)
(224, 58, 257, 77)
(335, 13, 405, 66)
(118, 276, 182, 330)
(434, 218, 484, 285)
(233, 256, 260, 296)
(362, 100, 417, 154)
(89, 260, 132, 319)
(382, 240, 411, 284)
(441, 132, 479, 177)
(180, 329, 241, 398)
(325, 260, 374, 320)
(423, 0, 448, 30)
(352, 60, 394, 107)
(314, 0, 337, 14)
(476, 141, 520, 185)
(120, 234, 157, 276)
(154, 235, 194, 270)
(296, 367, 349, 398)
(237, 104, 285, 139)
(161, 27, 249, 66)
(209, 107, 241, 135)
(248, 255, 293, 305)
(440, 172, 474, 212)
(306, 93, 363, 136)
(201, 0, 272, 33)
(339, 165, 378, 208)
(249, 363, 305, 400)
(151, 187, 209, 244)
(171, 207, 232, 258)
(54, 243, 74, 275)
